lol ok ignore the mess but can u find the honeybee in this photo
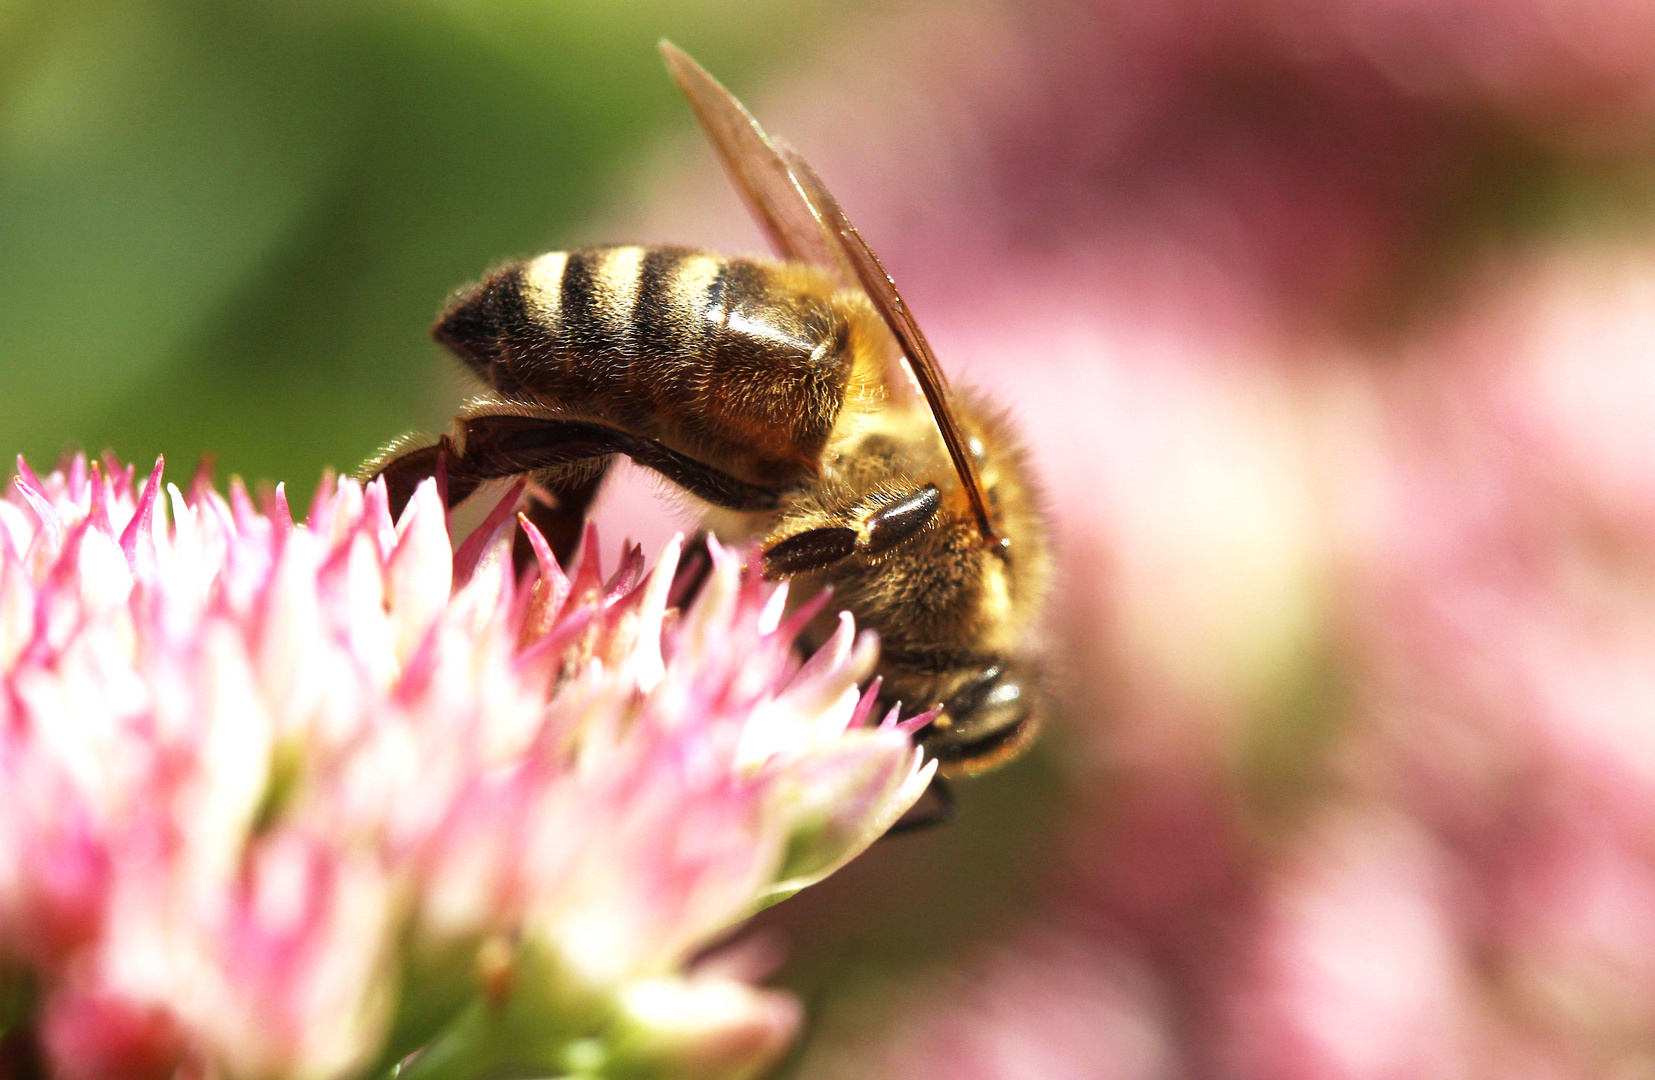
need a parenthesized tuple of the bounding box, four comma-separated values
(369, 43, 1050, 779)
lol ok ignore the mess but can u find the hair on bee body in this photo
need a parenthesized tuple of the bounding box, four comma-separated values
(367, 42, 1051, 787)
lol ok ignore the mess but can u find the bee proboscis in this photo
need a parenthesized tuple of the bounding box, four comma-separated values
(368, 42, 1051, 783)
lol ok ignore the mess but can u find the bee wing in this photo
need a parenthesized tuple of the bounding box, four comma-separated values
(778, 144, 997, 543)
(659, 41, 858, 284)
(660, 40, 999, 544)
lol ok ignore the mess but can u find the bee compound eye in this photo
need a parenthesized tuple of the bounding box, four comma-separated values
(953, 678, 1027, 746)
(943, 665, 1005, 717)
(919, 664, 1038, 775)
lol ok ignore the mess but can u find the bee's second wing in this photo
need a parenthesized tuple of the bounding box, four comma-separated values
(778, 145, 997, 542)
(660, 41, 857, 285)
(660, 40, 997, 543)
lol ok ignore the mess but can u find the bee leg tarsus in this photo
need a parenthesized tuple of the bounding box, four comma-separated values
(864, 483, 941, 556)
(762, 525, 859, 577)
(883, 775, 956, 836)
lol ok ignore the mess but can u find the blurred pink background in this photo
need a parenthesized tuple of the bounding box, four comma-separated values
(599, 1, 1655, 1076)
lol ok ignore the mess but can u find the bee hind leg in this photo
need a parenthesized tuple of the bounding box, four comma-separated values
(426, 411, 789, 569)
(367, 425, 608, 570)
(453, 413, 785, 513)
(371, 436, 481, 520)
(375, 412, 791, 571)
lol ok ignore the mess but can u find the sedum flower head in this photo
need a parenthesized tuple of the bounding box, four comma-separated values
(0, 455, 933, 1080)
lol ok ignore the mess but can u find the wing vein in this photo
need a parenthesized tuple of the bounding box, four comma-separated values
(658, 39, 999, 545)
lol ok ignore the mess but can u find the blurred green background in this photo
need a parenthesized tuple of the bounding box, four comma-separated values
(0, 0, 882, 493)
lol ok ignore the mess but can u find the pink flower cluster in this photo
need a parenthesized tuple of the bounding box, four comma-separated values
(0, 455, 931, 1080)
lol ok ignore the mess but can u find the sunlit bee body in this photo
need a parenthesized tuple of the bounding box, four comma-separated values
(370, 47, 1050, 779)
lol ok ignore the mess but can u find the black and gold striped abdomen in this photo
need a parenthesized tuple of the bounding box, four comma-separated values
(434, 246, 870, 488)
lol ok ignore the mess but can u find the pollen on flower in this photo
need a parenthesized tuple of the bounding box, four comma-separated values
(0, 455, 933, 1080)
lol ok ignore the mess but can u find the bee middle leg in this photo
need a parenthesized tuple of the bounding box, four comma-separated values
(761, 483, 942, 578)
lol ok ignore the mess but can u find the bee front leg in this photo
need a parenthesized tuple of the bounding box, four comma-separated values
(884, 775, 957, 836)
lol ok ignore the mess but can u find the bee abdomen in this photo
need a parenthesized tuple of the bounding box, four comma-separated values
(434, 245, 858, 488)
